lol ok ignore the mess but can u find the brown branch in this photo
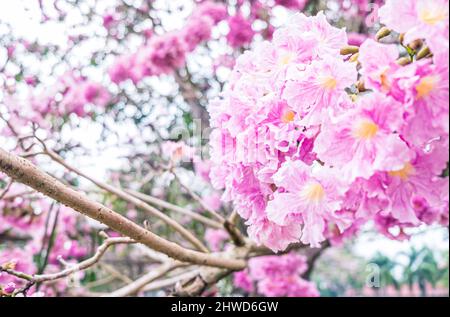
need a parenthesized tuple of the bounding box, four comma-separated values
(125, 189, 223, 229)
(174, 70, 210, 130)
(143, 269, 200, 293)
(39, 145, 209, 253)
(172, 241, 311, 296)
(172, 245, 252, 297)
(171, 170, 246, 246)
(171, 169, 225, 223)
(0, 147, 247, 270)
(302, 241, 331, 279)
(106, 262, 185, 297)
(0, 236, 134, 293)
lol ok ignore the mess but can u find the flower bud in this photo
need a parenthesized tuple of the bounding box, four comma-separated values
(349, 52, 359, 63)
(340, 45, 359, 55)
(3, 282, 16, 295)
(408, 39, 423, 51)
(356, 80, 366, 92)
(1, 260, 17, 270)
(417, 46, 431, 60)
(376, 27, 391, 41)
(397, 57, 412, 66)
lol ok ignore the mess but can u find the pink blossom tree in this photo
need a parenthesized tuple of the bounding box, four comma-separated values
(0, 0, 448, 297)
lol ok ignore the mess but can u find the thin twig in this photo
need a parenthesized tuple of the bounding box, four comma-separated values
(125, 189, 223, 229)
(171, 169, 225, 223)
(37, 144, 209, 253)
(0, 147, 247, 270)
(0, 236, 135, 290)
(105, 262, 185, 297)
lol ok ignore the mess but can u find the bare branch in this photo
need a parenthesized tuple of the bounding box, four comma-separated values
(171, 169, 225, 223)
(0, 236, 134, 296)
(125, 189, 223, 229)
(143, 269, 200, 293)
(38, 145, 209, 253)
(106, 262, 185, 297)
(0, 147, 247, 270)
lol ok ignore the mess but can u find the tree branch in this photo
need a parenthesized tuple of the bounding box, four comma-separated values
(0, 147, 246, 270)
(0, 236, 134, 284)
(125, 189, 223, 229)
(105, 262, 185, 297)
(39, 145, 209, 253)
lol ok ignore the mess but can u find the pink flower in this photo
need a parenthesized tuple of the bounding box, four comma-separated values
(205, 229, 229, 252)
(24, 75, 37, 86)
(202, 192, 222, 211)
(194, 159, 212, 182)
(183, 16, 214, 51)
(0, 247, 36, 287)
(148, 34, 187, 75)
(379, 0, 449, 46)
(109, 33, 188, 84)
(272, 26, 320, 67)
(108, 55, 134, 84)
(402, 62, 449, 146)
(3, 282, 16, 295)
(161, 141, 196, 164)
(275, 0, 307, 10)
(226, 14, 255, 48)
(247, 218, 304, 252)
(358, 39, 399, 92)
(314, 92, 413, 182)
(289, 12, 348, 56)
(83, 82, 111, 107)
(6, 45, 15, 58)
(374, 213, 413, 241)
(236, 253, 320, 297)
(283, 55, 357, 126)
(347, 32, 368, 46)
(267, 160, 345, 247)
(208, 11, 449, 252)
(195, 1, 228, 24)
(382, 145, 449, 225)
(102, 13, 117, 30)
(233, 270, 255, 293)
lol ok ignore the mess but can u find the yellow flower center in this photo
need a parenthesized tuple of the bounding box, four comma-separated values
(281, 110, 296, 123)
(419, 8, 447, 25)
(353, 120, 379, 139)
(380, 70, 391, 92)
(279, 51, 295, 66)
(320, 76, 337, 90)
(302, 182, 325, 202)
(388, 162, 415, 180)
(416, 75, 438, 99)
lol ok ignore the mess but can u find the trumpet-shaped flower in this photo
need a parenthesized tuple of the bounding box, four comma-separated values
(314, 93, 413, 182)
(379, 0, 449, 46)
(266, 160, 346, 247)
(283, 55, 357, 126)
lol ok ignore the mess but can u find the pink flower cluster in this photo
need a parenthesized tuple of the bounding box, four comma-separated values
(274, 0, 307, 10)
(0, 248, 36, 288)
(204, 228, 229, 251)
(379, 0, 449, 54)
(2, 71, 110, 136)
(58, 72, 111, 116)
(208, 9, 449, 251)
(108, 1, 227, 84)
(226, 14, 255, 48)
(234, 253, 319, 297)
(0, 184, 89, 295)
